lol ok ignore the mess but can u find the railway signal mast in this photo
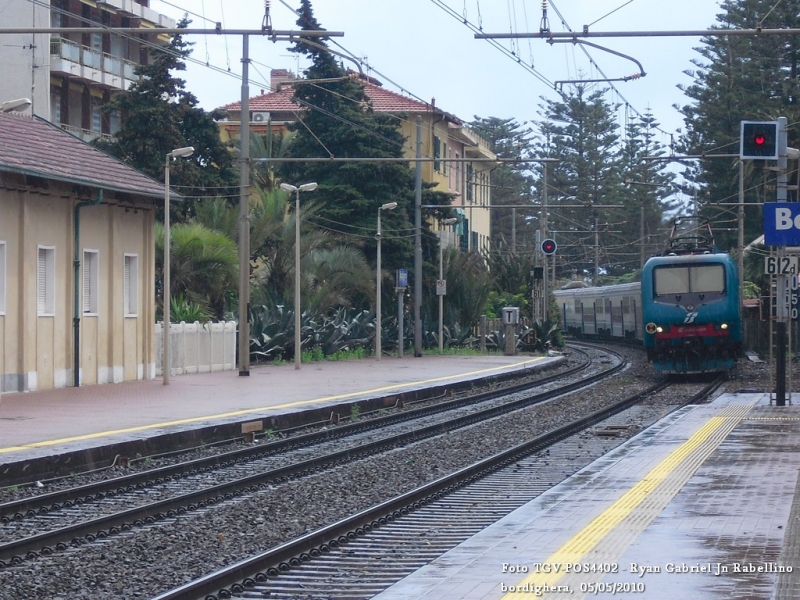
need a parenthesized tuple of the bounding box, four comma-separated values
(755, 117, 792, 406)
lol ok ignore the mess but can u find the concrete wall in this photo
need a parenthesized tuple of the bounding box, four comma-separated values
(0, 178, 156, 392)
(155, 321, 237, 377)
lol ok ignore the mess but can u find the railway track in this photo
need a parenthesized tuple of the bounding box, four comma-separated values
(0, 345, 612, 568)
(152, 374, 724, 600)
(1, 346, 721, 600)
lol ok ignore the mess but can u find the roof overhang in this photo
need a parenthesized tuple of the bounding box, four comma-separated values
(0, 165, 167, 201)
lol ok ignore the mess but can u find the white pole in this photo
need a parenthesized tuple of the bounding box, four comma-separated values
(162, 147, 193, 384)
(163, 154, 170, 385)
(438, 218, 457, 354)
(438, 242, 443, 354)
(295, 187, 301, 370)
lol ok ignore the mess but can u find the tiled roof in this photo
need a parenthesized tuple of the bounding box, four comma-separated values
(222, 87, 301, 112)
(0, 112, 165, 199)
(222, 77, 448, 119)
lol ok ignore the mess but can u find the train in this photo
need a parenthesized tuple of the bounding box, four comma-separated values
(553, 251, 742, 374)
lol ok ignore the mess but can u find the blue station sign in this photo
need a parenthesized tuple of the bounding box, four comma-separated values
(764, 202, 800, 246)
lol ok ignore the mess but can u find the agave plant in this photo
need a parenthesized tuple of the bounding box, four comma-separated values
(248, 304, 295, 362)
(519, 319, 563, 352)
(249, 304, 376, 362)
(305, 308, 375, 356)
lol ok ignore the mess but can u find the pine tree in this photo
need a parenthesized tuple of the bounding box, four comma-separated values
(535, 86, 624, 281)
(678, 0, 800, 251)
(469, 117, 537, 252)
(279, 0, 417, 273)
(94, 18, 238, 220)
(618, 110, 678, 269)
(278, 0, 458, 333)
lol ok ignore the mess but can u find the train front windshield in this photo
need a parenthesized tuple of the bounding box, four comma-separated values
(653, 264, 725, 300)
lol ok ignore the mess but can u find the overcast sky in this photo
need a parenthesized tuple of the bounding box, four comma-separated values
(151, 0, 726, 146)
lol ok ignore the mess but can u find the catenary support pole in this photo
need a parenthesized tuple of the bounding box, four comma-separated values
(414, 116, 423, 357)
(238, 34, 251, 376)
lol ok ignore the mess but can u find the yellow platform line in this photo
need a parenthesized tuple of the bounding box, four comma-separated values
(503, 405, 751, 599)
(0, 357, 545, 455)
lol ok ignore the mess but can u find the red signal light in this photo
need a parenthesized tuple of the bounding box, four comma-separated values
(541, 239, 557, 256)
(740, 121, 778, 159)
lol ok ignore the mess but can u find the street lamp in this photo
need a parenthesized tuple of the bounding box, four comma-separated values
(375, 201, 398, 360)
(280, 181, 318, 369)
(438, 217, 459, 354)
(1, 98, 31, 113)
(163, 146, 194, 385)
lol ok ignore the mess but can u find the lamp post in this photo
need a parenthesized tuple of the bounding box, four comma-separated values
(163, 146, 194, 385)
(1, 98, 31, 113)
(375, 202, 398, 360)
(279, 181, 318, 370)
(438, 217, 459, 354)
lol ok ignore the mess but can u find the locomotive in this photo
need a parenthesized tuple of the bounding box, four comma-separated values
(553, 225, 742, 374)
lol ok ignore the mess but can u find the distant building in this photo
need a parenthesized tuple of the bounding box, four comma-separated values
(218, 70, 497, 256)
(0, 0, 175, 142)
(0, 111, 165, 392)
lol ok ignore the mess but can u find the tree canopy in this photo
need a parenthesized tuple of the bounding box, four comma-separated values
(678, 0, 800, 253)
(94, 18, 238, 220)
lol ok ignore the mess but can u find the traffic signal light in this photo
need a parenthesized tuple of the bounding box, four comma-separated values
(541, 238, 557, 256)
(740, 121, 779, 160)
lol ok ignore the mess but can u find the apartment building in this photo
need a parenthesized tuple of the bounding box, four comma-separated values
(0, 0, 175, 141)
(218, 70, 496, 256)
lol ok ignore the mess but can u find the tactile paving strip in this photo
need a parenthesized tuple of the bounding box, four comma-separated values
(502, 405, 754, 599)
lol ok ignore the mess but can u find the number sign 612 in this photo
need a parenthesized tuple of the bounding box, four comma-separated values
(765, 256, 798, 275)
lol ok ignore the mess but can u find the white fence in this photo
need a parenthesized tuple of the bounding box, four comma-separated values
(155, 321, 237, 377)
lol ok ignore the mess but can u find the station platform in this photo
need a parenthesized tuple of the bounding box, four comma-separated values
(373, 391, 800, 600)
(0, 353, 560, 486)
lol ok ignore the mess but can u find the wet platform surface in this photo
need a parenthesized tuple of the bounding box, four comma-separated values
(373, 392, 800, 600)
(0, 354, 557, 481)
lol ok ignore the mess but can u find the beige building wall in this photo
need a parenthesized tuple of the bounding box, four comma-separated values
(398, 116, 494, 254)
(0, 179, 155, 393)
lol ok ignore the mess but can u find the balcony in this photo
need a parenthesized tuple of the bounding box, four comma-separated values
(50, 38, 139, 91)
(95, 0, 175, 28)
(60, 124, 112, 144)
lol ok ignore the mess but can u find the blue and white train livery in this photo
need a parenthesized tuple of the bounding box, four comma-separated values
(553, 251, 742, 374)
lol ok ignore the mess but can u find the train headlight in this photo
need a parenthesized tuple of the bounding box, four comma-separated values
(656, 326, 664, 333)
(646, 322, 657, 334)
(720, 323, 728, 330)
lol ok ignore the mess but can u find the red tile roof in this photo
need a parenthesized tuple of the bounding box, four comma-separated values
(0, 112, 165, 199)
(221, 76, 454, 120)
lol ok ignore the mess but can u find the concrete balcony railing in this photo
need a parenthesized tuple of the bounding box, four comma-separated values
(50, 38, 139, 91)
(59, 124, 112, 144)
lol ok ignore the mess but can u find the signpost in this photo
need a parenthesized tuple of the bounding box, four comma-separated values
(757, 117, 790, 406)
(764, 255, 798, 276)
(396, 269, 407, 358)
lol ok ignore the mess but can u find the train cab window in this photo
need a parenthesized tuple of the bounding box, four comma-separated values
(654, 264, 725, 302)
(655, 267, 689, 295)
(690, 265, 724, 293)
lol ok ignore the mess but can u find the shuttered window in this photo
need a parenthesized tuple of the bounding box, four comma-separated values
(124, 254, 138, 317)
(83, 250, 98, 314)
(37, 246, 55, 315)
(0, 241, 5, 315)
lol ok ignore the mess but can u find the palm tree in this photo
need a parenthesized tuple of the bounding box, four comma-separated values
(155, 222, 238, 320)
